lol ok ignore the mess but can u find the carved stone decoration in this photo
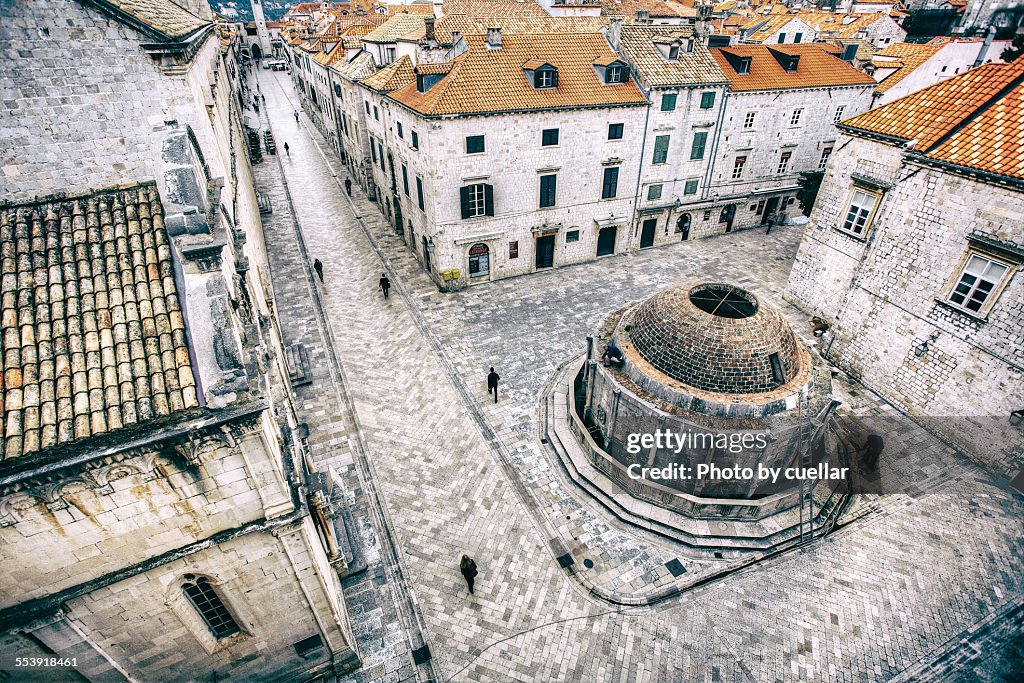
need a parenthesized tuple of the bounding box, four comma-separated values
(171, 430, 235, 468)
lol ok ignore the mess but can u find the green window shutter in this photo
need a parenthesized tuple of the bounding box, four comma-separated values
(460, 186, 471, 219)
(700, 92, 716, 109)
(484, 184, 494, 216)
(661, 92, 677, 111)
(691, 131, 707, 160)
(602, 167, 619, 199)
(653, 135, 670, 164)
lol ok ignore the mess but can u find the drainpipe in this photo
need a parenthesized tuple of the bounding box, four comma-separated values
(628, 87, 653, 254)
(700, 84, 729, 204)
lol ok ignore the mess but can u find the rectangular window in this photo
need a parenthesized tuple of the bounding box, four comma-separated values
(606, 64, 625, 83)
(566, 230, 580, 243)
(608, 123, 624, 140)
(466, 135, 485, 154)
(416, 176, 425, 210)
(601, 167, 619, 199)
(777, 151, 792, 175)
(647, 184, 663, 201)
(535, 70, 557, 88)
(683, 179, 698, 195)
(819, 147, 833, 169)
(661, 92, 677, 111)
(459, 182, 493, 217)
(378, 141, 385, 168)
(411, 131, 419, 149)
(542, 128, 559, 146)
(397, 122, 404, 139)
(778, 33, 786, 44)
(948, 254, 1010, 314)
(790, 109, 803, 126)
(183, 577, 240, 639)
(373, 106, 379, 121)
(341, 111, 349, 135)
(732, 156, 746, 180)
(690, 131, 707, 160)
(370, 138, 377, 163)
(509, 241, 519, 259)
(833, 105, 845, 123)
(841, 187, 880, 235)
(794, 32, 803, 44)
(743, 111, 756, 129)
(652, 135, 670, 164)
(401, 165, 409, 195)
(539, 174, 557, 208)
(700, 91, 716, 109)
(364, 100, 370, 114)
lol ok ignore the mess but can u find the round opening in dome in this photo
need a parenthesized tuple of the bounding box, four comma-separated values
(689, 285, 758, 319)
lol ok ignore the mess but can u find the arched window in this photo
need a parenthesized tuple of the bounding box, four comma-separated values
(676, 213, 691, 240)
(182, 575, 240, 639)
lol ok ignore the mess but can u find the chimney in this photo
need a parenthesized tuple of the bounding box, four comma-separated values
(635, 10, 650, 24)
(606, 17, 622, 50)
(424, 16, 435, 43)
(973, 25, 995, 67)
(487, 26, 502, 49)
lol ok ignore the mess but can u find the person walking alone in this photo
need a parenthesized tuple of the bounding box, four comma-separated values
(459, 555, 478, 595)
(344, 177, 352, 196)
(487, 367, 500, 404)
(378, 273, 391, 300)
(283, 142, 289, 156)
(313, 258, 323, 283)
(294, 110, 299, 123)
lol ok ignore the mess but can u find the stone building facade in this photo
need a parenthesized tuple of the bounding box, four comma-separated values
(708, 44, 875, 233)
(0, 1, 358, 679)
(786, 61, 1024, 477)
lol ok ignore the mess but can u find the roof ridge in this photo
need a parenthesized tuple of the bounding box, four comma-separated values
(919, 62, 1024, 155)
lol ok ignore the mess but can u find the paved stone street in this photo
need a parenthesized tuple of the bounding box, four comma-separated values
(255, 70, 1024, 682)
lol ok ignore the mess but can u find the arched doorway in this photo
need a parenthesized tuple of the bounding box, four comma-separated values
(676, 213, 691, 241)
(468, 243, 490, 279)
(251, 43, 263, 61)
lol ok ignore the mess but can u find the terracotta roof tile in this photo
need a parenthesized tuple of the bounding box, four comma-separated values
(361, 55, 416, 91)
(333, 51, 378, 80)
(796, 11, 894, 39)
(0, 183, 198, 461)
(871, 42, 941, 94)
(441, 0, 549, 17)
(618, 25, 729, 88)
(363, 13, 426, 42)
(600, 0, 696, 19)
(840, 60, 1024, 181)
(98, 0, 211, 41)
(434, 14, 608, 44)
(711, 44, 875, 91)
(389, 32, 647, 117)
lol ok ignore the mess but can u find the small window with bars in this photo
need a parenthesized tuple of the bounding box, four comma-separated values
(790, 109, 803, 126)
(182, 576, 240, 639)
(833, 105, 845, 124)
(732, 156, 746, 180)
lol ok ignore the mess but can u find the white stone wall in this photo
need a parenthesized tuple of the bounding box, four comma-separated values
(711, 84, 873, 231)
(376, 104, 649, 286)
(873, 40, 1011, 105)
(860, 16, 907, 48)
(786, 134, 1024, 473)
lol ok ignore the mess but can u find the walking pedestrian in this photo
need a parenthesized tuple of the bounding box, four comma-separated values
(283, 142, 289, 156)
(459, 555, 478, 595)
(294, 110, 299, 123)
(344, 177, 352, 196)
(313, 258, 323, 283)
(487, 367, 500, 404)
(378, 273, 391, 300)
(765, 213, 775, 235)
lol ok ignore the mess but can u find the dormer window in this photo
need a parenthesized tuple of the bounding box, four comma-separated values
(737, 57, 751, 74)
(535, 68, 557, 89)
(592, 56, 629, 84)
(668, 45, 679, 60)
(606, 64, 626, 83)
(523, 60, 558, 90)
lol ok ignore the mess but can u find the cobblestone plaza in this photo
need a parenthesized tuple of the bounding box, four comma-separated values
(254, 70, 1024, 683)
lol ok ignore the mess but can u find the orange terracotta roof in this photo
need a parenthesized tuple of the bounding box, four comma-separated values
(388, 32, 647, 117)
(601, 0, 696, 18)
(440, 0, 549, 17)
(433, 14, 607, 44)
(0, 184, 199, 461)
(361, 55, 416, 91)
(796, 11, 895, 39)
(872, 42, 941, 94)
(363, 13, 426, 42)
(388, 4, 435, 14)
(840, 60, 1024, 181)
(710, 44, 875, 92)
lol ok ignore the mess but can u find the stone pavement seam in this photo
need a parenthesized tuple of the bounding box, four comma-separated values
(260, 94, 436, 683)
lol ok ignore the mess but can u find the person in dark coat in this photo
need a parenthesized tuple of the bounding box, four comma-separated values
(344, 177, 352, 196)
(283, 142, 289, 156)
(487, 367, 500, 403)
(313, 258, 323, 282)
(459, 555, 478, 595)
(378, 273, 391, 300)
